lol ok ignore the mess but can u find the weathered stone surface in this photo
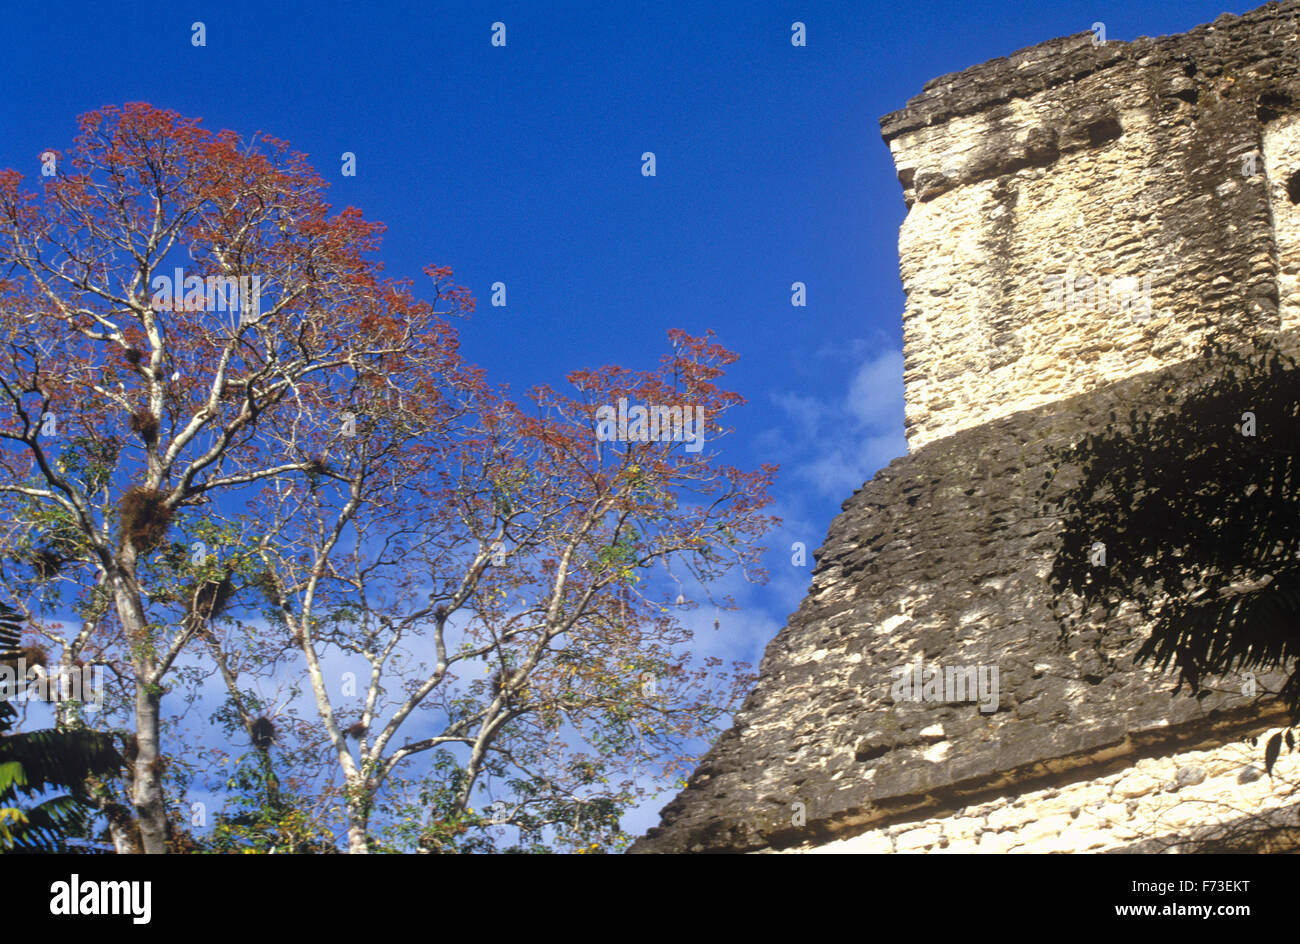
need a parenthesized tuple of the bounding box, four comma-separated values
(630, 1, 1300, 855)
(882, 3, 1300, 448)
(631, 348, 1294, 854)
(775, 729, 1300, 854)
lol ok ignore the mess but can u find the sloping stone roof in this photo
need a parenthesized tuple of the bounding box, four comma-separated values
(632, 351, 1290, 853)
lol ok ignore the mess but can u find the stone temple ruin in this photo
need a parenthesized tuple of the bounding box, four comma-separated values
(631, 1, 1300, 854)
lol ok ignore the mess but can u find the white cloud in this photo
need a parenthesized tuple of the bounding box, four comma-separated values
(846, 350, 904, 432)
(770, 346, 907, 500)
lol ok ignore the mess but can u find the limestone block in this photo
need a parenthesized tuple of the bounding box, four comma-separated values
(895, 826, 942, 852)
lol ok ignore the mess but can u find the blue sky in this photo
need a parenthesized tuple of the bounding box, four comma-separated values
(0, 0, 1253, 841)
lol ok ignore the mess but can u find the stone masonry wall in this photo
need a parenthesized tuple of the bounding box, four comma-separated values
(1263, 111, 1300, 328)
(882, 6, 1300, 448)
(797, 730, 1300, 854)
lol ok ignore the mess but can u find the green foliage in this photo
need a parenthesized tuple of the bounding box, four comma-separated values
(375, 749, 628, 854)
(375, 751, 495, 853)
(197, 752, 337, 854)
(4, 479, 89, 592)
(0, 706, 124, 854)
(593, 533, 640, 583)
(0, 599, 124, 853)
(56, 435, 121, 495)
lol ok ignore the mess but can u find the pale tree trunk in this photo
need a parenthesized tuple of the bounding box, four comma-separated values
(101, 803, 143, 854)
(347, 805, 370, 854)
(57, 573, 137, 854)
(107, 819, 140, 854)
(130, 684, 168, 853)
(112, 557, 170, 854)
